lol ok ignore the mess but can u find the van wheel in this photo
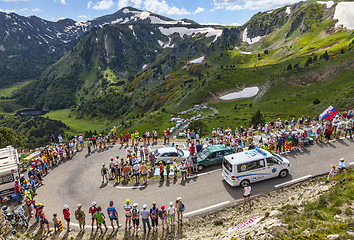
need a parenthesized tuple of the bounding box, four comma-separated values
(240, 179, 250, 188)
(197, 165, 204, 171)
(279, 169, 288, 178)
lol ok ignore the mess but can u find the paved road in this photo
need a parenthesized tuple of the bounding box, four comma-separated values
(36, 138, 354, 229)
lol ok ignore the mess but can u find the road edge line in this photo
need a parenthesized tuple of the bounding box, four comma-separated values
(184, 201, 230, 217)
(275, 175, 312, 188)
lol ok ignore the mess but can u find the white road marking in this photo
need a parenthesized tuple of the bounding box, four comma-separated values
(71, 223, 122, 229)
(184, 201, 230, 216)
(349, 162, 354, 165)
(329, 139, 336, 142)
(187, 168, 221, 178)
(275, 175, 312, 188)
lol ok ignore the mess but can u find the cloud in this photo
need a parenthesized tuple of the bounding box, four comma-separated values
(213, 0, 302, 11)
(78, 15, 88, 18)
(88, 0, 114, 10)
(117, 0, 143, 9)
(0, 8, 16, 13)
(231, 22, 240, 26)
(19, 8, 28, 12)
(32, 8, 41, 12)
(194, 7, 205, 14)
(2, 0, 28, 2)
(54, 0, 67, 5)
(143, 0, 190, 15)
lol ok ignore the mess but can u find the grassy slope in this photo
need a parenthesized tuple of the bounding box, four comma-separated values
(0, 80, 34, 98)
(277, 169, 354, 240)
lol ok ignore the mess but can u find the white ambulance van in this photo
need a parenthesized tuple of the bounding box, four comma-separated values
(0, 146, 20, 198)
(222, 148, 291, 187)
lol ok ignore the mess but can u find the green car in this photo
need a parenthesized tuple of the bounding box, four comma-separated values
(196, 145, 235, 171)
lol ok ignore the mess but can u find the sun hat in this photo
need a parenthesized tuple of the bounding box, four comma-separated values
(170, 202, 173, 206)
(133, 203, 138, 207)
(143, 204, 147, 209)
(177, 197, 181, 201)
(340, 158, 344, 161)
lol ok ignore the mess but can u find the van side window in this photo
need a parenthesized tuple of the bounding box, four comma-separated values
(266, 157, 279, 166)
(237, 159, 265, 172)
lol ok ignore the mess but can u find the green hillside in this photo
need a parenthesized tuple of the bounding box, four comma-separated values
(0, 0, 353, 139)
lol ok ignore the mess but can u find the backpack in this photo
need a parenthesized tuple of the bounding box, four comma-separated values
(179, 203, 185, 212)
(151, 208, 158, 220)
(132, 208, 139, 218)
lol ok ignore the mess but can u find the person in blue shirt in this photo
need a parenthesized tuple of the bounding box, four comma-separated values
(29, 175, 36, 193)
(196, 141, 203, 153)
(28, 168, 35, 179)
(107, 201, 122, 231)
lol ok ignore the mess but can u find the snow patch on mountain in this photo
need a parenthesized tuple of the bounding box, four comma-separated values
(190, 56, 204, 64)
(139, 11, 150, 20)
(158, 38, 174, 48)
(242, 28, 262, 44)
(286, 7, 291, 15)
(158, 27, 222, 41)
(334, 2, 354, 29)
(317, 1, 334, 8)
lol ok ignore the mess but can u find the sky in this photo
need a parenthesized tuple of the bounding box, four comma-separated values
(0, 0, 304, 25)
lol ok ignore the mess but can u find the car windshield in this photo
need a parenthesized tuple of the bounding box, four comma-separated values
(271, 153, 283, 163)
(198, 148, 210, 159)
(177, 149, 184, 156)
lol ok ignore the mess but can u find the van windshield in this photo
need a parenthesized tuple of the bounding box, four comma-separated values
(271, 153, 283, 163)
(223, 158, 232, 172)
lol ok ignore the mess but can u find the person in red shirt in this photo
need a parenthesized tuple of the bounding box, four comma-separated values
(189, 143, 196, 156)
(166, 128, 171, 143)
(125, 133, 130, 145)
(89, 202, 98, 231)
(63, 205, 71, 232)
(14, 180, 22, 204)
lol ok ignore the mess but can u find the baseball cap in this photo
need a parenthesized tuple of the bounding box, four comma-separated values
(64, 205, 69, 210)
(77, 204, 82, 208)
(126, 199, 130, 203)
(340, 158, 344, 161)
(92, 202, 96, 206)
(143, 204, 147, 209)
(133, 203, 138, 207)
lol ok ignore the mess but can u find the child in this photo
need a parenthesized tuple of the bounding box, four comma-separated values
(168, 202, 175, 226)
(160, 205, 168, 230)
(53, 213, 59, 232)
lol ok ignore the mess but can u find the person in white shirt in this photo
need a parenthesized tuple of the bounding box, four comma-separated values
(242, 182, 252, 209)
(337, 158, 346, 174)
(168, 202, 175, 225)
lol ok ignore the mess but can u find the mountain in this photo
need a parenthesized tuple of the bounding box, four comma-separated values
(0, 7, 195, 86)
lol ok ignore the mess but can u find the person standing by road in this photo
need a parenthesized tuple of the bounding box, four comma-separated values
(345, 118, 353, 139)
(176, 197, 184, 225)
(75, 204, 86, 232)
(159, 161, 164, 181)
(39, 205, 50, 233)
(168, 202, 175, 226)
(124, 199, 132, 230)
(328, 165, 336, 180)
(133, 162, 140, 184)
(89, 202, 98, 231)
(242, 183, 252, 209)
(14, 180, 22, 205)
(141, 204, 151, 234)
(166, 160, 171, 180)
(149, 152, 156, 172)
(131, 203, 140, 234)
(180, 161, 187, 181)
(101, 163, 109, 184)
(173, 158, 178, 180)
(107, 201, 122, 231)
(93, 206, 107, 234)
(150, 202, 159, 231)
(160, 205, 168, 230)
(140, 162, 148, 185)
(192, 154, 198, 174)
(63, 205, 71, 232)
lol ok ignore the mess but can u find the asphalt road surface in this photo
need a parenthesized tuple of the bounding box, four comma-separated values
(36, 138, 354, 229)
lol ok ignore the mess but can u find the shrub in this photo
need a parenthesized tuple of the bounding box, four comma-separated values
(313, 99, 321, 105)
